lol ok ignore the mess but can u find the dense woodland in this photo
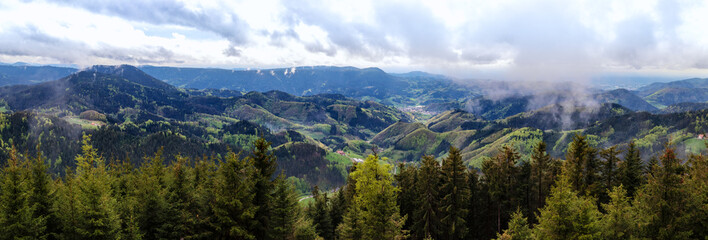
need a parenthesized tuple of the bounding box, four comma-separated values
(1, 65, 708, 239)
(1, 132, 706, 240)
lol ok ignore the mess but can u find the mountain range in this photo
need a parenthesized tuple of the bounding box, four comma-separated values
(0, 64, 707, 190)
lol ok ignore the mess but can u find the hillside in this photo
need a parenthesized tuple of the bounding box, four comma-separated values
(643, 87, 708, 107)
(635, 77, 708, 97)
(373, 103, 706, 166)
(657, 102, 708, 113)
(0, 65, 411, 190)
(2, 64, 707, 189)
(139, 65, 476, 107)
(592, 88, 657, 111)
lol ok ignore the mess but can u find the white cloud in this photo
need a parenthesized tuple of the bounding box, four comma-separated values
(0, 0, 706, 78)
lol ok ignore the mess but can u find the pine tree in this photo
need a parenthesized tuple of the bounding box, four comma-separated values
(337, 154, 405, 240)
(309, 186, 333, 239)
(335, 164, 361, 240)
(395, 162, 417, 232)
(600, 185, 645, 239)
(336, 201, 362, 240)
(482, 145, 519, 235)
(495, 209, 531, 240)
(618, 141, 643, 198)
(294, 217, 320, 240)
(25, 148, 59, 240)
(271, 173, 298, 240)
(73, 135, 121, 239)
(533, 175, 602, 240)
(465, 168, 487, 240)
(646, 156, 659, 177)
(440, 147, 469, 240)
(135, 149, 171, 240)
(190, 156, 219, 239)
(211, 151, 257, 239)
(55, 172, 81, 240)
(328, 189, 347, 237)
(412, 155, 441, 240)
(110, 158, 142, 240)
(250, 137, 277, 240)
(165, 155, 193, 239)
(599, 145, 621, 204)
(0, 147, 30, 239)
(681, 153, 708, 238)
(634, 143, 691, 239)
(530, 141, 558, 213)
(564, 134, 600, 197)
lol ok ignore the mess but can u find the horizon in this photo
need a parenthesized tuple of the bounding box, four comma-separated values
(0, 60, 694, 89)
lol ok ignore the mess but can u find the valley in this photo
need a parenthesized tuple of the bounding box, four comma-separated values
(0, 63, 707, 239)
(1, 64, 707, 190)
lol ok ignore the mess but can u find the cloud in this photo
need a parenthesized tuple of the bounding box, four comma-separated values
(0, 0, 706, 77)
(46, 0, 251, 46)
(0, 24, 187, 65)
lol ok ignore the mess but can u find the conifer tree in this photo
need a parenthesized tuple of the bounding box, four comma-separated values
(271, 173, 299, 240)
(190, 156, 219, 239)
(600, 185, 645, 239)
(634, 143, 690, 239)
(495, 209, 531, 240)
(599, 145, 621, 203)
(73, 135, 121, 239)
(646, 156, 659, 177)
(110, 159, 142, 240)
(309, 186, 333, 239)
(337, 154, 405, 240)
(395, 163, 417, 232)
(328, 189, 347, 236)
(55, 172, 81, 240)
(440, 146, 469, 240)
(335, 164, 361, 240)
(165, 155, 193, 239)
(482, 145, 519, 234)
(250, 137, 277, 240)
(412, 155, 441, 240)
(211, 151, 257, 239)
(466, 168, 487, 240)
(135, 149, 171, 240)
(564, 134, 600, 197)
(25, 148, 59, 240)
(294, 217, 320, 240)
(681, 153, 708, 238)
(533, 175, 602, 240)
(530, 141, 558, 213)
(618, 141, 643, 198)
(0, 147, 30, 239)
(336, 201, 362, 240)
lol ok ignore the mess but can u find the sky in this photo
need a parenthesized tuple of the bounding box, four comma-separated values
(0, 0, 707, 80)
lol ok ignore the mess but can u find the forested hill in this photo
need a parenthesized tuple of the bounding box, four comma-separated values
(373, 104, 708, 165)
(139, 65, 474, 106)
(0, 65, 410, 191)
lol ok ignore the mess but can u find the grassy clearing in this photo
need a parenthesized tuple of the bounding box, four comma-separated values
(63, 116, 106, 129)
(683, 138, 707, 155)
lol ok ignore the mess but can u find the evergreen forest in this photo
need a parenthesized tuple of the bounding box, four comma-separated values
(1, 132, 706, 239)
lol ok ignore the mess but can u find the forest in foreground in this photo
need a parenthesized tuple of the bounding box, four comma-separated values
(0, 132, 706, 240)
